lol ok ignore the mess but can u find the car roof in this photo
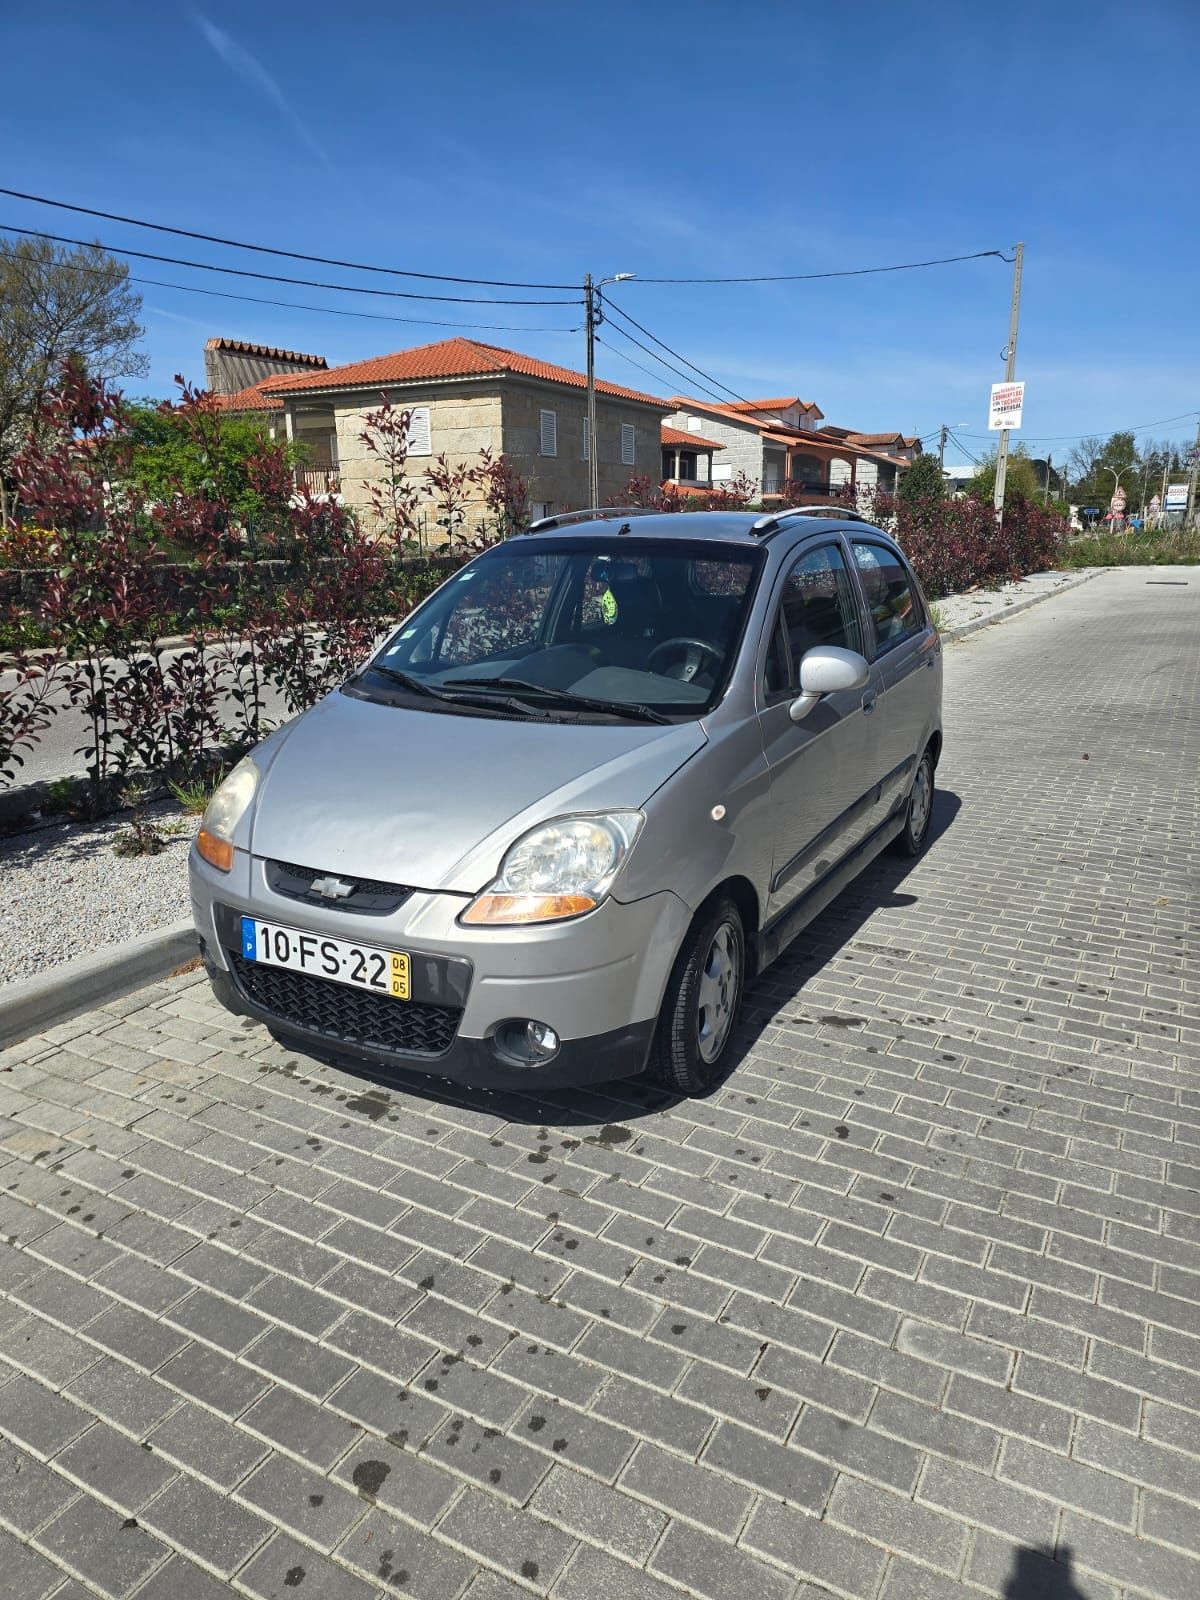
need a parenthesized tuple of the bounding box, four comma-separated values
(523, 509, 894, 547)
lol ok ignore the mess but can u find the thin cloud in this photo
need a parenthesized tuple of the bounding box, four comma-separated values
(192, 12, 335, 174)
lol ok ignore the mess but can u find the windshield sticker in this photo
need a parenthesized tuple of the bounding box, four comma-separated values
(600, 587, 618, 625)
(456, 571, 477, 581)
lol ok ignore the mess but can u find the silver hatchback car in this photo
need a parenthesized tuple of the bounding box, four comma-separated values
(190, 508, 942, 1096)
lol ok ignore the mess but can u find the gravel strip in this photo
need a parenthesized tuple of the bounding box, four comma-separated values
(0, 801, 197, 985)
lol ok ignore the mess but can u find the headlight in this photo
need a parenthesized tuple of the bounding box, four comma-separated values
(196, 757, 259, 872)
(461, 811, 643, 926)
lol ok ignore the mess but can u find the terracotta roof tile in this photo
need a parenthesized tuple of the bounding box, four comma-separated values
(846, 431, 908, 446)
(261, 336, 667, 408)
(661, 424, 725, 449)
(211, 376, 284, 412)
(725, 396, 821, 415)
(205, 337, 327, 367)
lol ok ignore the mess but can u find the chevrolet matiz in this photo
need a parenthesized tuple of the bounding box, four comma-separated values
(189, 507, 942, 1096)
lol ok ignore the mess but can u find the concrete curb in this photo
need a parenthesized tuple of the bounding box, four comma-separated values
(0, 920, 198, 1044)
(940, 567, 1106, 644)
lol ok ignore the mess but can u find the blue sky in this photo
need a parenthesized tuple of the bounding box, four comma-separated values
(4, 1, 1198, 468)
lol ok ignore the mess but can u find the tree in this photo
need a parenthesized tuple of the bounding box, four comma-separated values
(968, 443, 1039, 506)
(896, 451, 945, 504)
(1067, 435, 1104, 490)
(124, 392, 300, 527)
(1, 237, 147, 523)
(1069, 430, 1142, 511)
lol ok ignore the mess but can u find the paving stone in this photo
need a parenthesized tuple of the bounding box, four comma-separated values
(702, 1419, 836, 1510)
(38, 1492, 168, 1597)
(827, 1475, 968, 1572)
(139, 1472, 272, 1576)
(532, 1460, 668, 1560)
(332, 1435, 459, 1526)
(238, 1449, 364, 1551)
(157, 1341, 271, 1417)
(335, 1505, 477, 1599)
(0, 1524, 62, 1600)
(0, 1440, 71, 1536)
(122, 1554, 236, 1600)
(792, 1404, 922, 1493)
(553, 1544, 685, 1600)
(145, 1401, 269, 1489)
(620, 1440, 753, 1537)
(649, 1519, 795, 1600)
(62, 1358, 179, 1439)
(238, 1531, 382, 1600)
(240, 1383, 362, 1471)
(436, 1485, 577, 1588)
(0, 1372, 92, 1456)
(743, 1497, 890, 1597)
(54, 1421, 178, 1511)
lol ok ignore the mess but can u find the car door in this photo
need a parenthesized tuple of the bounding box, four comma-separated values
(849, 538, 939, 815)
(760, 539, 873, 922)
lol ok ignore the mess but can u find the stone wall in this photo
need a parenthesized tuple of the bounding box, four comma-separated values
(501, 384, 664, 512)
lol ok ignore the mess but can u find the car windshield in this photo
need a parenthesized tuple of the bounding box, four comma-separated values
(355, 536, 764, 720)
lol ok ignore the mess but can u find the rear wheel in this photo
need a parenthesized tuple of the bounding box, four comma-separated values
(892, 747, 935, 856)
(649, 898, 745, 1095)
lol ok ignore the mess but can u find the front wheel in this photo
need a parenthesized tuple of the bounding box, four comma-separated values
(648, 898, 745, 1095)
(892, 747, 935, 856)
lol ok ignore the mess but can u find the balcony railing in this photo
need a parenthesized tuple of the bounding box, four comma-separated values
(295, 466, 340, 496)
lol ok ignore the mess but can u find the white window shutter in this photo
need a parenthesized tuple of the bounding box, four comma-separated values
(407, 407, 432, 456)
(581, 418, 589, 460)
(621, 423, 636, 466)
(539, 409, 557, 456)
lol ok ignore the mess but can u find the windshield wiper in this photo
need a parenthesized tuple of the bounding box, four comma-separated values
(451, 676, 672, 724)
(360, 663, 550, 719)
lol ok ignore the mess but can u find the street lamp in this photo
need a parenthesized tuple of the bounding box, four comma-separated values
(1102, 464, 1130, 527)
(585, 272, 637, 506)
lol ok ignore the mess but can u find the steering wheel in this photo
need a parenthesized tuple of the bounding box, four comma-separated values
(647, 637, 723, 683)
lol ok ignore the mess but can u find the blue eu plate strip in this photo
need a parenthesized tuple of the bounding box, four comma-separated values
(241, 917, 257, 961)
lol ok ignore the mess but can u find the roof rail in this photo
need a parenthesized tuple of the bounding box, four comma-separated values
(750, 504, 871, 537)
(525, 506, 664, 534)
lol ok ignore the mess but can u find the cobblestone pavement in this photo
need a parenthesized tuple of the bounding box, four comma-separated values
(1, 566, 1198, 1600)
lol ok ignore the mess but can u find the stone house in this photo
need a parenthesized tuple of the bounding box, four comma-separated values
(252, 337, 669, 537)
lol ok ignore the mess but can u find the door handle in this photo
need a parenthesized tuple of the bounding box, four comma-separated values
(862, 692, 877, 714)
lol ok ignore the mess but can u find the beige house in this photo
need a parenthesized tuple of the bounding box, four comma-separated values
(248, 337, 668, 537)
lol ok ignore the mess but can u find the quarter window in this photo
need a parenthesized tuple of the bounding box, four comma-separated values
(765, 542, 862, 695)
(851, 541, 922, 651)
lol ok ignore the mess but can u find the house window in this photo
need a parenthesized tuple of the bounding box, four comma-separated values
(539, 409, 557, 457)
(621, 423, 636, 466)
(406, 407, 432, 457)
(711, 462, 733, 482)
(581, 418, 589, 460)
(686, 415, 703, 432)
(531, 501, 553, 522)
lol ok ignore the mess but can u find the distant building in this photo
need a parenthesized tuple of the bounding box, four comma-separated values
(204, 337, 327, 398)
(251, 336, 669, 529)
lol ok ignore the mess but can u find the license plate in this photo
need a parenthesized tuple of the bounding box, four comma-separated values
(241, 917, 410, 1000)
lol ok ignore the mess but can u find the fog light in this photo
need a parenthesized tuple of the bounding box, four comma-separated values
(492, 1018, 561, 1069)
(526, 1021, 559, 1057)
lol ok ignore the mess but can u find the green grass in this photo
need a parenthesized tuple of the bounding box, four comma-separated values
(168, 774, 218, 815)
(1062, 526, 1200, 567)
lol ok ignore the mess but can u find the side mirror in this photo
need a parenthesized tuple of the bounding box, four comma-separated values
(789, 646, 871, 722)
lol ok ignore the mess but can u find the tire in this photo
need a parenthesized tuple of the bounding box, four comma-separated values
(648, 897, 745, 1095)
(892, 747, 935, 856)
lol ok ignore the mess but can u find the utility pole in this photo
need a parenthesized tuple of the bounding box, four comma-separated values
(993, 241, 1025, 525)
(1043, 451, 1053, 503)
(939, 424, 948, 471)
(1186, 416, 1200, 527)
(584, 273, 599, 508)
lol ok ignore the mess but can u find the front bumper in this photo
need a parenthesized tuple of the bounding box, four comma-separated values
(190, 847, 689, 1090)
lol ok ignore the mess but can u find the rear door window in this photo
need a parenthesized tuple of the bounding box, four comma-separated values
(851, 541, 924, 654)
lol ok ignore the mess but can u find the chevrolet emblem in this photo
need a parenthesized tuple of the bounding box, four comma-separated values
(310, 875, 355, 900)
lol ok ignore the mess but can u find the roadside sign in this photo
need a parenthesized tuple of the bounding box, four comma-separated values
(988, 381, 1025, 430)
(1110, 487, 1127, 514)
(1165, 483, 1189, 509)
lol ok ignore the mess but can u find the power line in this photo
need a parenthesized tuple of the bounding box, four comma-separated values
(632, 248, 1013, 285)
(955, 408, 1200, 445)
(946, 431, 981, 465)
(596, 325, 729, 406)
(0, 224, 580, 307)
(594, 334, 690, 399)
(0, 187, 578, 291)
(2, 247, 581, 333)
(603, 299, 753, 407)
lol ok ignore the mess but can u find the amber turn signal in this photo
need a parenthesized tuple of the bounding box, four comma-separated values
(196, 829, 235, 872)
(461, 892, 596, 926)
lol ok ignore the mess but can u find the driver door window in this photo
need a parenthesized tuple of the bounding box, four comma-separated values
(765, 542, 863, 696)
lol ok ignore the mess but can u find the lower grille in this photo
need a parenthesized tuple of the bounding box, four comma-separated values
(229, 952, 460, 1057)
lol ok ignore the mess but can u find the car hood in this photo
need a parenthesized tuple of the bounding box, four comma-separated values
(249, 689, 706, 894)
